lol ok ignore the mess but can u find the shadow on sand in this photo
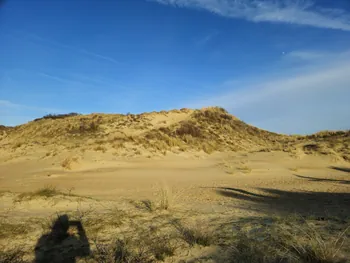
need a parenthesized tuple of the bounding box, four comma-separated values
(216, 187, 350, 219)
(330, 166, 350, 173)
(294, 174, 350, 185)
(34, 214, 90, 263)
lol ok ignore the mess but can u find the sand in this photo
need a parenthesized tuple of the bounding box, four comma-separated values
(1, 149, 349, 262)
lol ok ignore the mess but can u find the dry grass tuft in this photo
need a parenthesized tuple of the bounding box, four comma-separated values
(12, 142, 23, 149)
(93, 145, 107, 153)
(93, 236, 172, 263)
(0, 249, 26, 263)
(227, 217, 349, 263)
(148, 234, 176, 261)
(141, 200, 156, 212)
(173, 221, 213, 247)
(33, 112, 80, 122)
(61, 156, 78, 170)
(16, 185, 64, 201)
(93, 238, 153, 263)
(69, 120, 99, 134)
(93, 228, 176, 263)
(175, 121, 203, 138)
(289, 167, 299, 172)
(0, 221, 32, 239)
(286, 224, 349, 263)
(159, 187, 171, 210)
(237, 164, 252, 174)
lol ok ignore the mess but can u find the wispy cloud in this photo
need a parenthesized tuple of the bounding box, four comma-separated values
(284, 51, 327, 60)
(26, 32, 122, 65)
(79, 49, 121, 64)
(0, 100, 65, 126)
(154, 0, 350, 31)
(186, 49, 350, 134)
(38, 72, 86, 86)
(37, 72, 130, 92)
(282, 50, 350, 61)
(196, 31, 218, 46)
(0, 100, 63, 114)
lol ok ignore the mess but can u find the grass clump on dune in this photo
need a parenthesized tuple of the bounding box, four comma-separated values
(0, 249, 26, 263)
(227, 217, 350, 263)
(172, 220, 213, 247)
(61, 156, 79, 170)
(16, 185, 64, 201)
(0, 221, 32, 239)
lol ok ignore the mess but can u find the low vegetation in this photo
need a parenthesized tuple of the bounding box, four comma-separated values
(289, 167, 299, 172)
(172, 220, 213, 247)
(33, 112, 80, 122)
(0, 208, 349, 263)
(159, 187, 171, 210)
(227, 217, 350, 263)
(93, 145, 107, 152)
(61, 156, 79, 170)
(237, 164, 252, 174)
(93, 235, 175, 263)
(0, 249, 26, 263)
(15, 186, 65, 201)
(1, 107, 348, 160)
(131, 187, 172, 212)
(0, 221, 32, 239)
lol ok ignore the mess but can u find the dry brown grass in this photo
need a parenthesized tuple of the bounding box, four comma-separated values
(172, 220, 213, 247)
(93, 145, 107, 152)
(61, 156, 79, 170)
(0, 208, 349, 263)
(0, 221, 32, 239)
(226, 216, 350, 263)
(237, 165, 252, 174)
(159, 187, 171, 210)
(93, 234, 176, 263)
(12, 141, 23, 149)
(15, 185, 64, 201)
(131, 187, 171, 212)
(289, 167, 299, 172)
(0, 249, 26, 263)
(33, 112, 80, 122)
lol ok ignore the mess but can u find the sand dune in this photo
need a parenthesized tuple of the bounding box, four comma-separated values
(0, 108, 349, 262)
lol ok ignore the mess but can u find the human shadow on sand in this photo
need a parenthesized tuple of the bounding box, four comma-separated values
(216, 187, 350, 219)
(34, 214, 90, 263)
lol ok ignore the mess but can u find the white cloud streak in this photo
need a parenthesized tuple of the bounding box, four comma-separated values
(196, 31, 218, 46)
(38, 73, 86, 86)
(0, 100, 63, 114)
(186, 50, 350, 134)
(0, 100, 65, 126)
(27, 33, 122, 65)
(154, 0, 350, 31)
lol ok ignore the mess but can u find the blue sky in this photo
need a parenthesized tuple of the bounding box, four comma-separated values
(0, 0, 349, 134)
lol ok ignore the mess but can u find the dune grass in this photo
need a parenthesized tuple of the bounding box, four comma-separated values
(172, 220, 213, 247)
(0, 212, 348, 263)
(61, 156, 79, 170)
(15, 186, 68, 201)
(0, 221, 32, 239)
(0, 249, 26, 263)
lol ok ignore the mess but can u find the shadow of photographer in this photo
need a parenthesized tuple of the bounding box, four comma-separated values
(34, 214, 90, 263)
